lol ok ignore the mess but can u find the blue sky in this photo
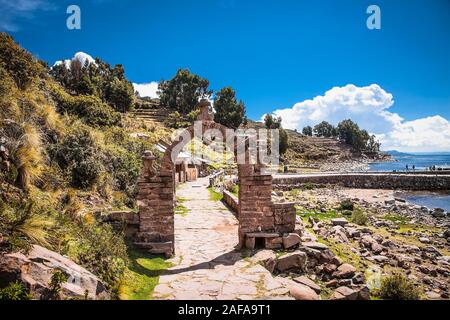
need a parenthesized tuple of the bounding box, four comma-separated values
(1, 0, 449, 151)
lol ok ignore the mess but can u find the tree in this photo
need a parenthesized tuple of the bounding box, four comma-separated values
(264, 114, 282, 129)
(337, 119, 370, 152)
(213, 87, 246, 129)
(279, 129, 289, 155)
(105, 77, 135, 113)
(366, 134, 381, 153)
(302, 126, 313, 136)
(313, 121, 334, 137)
(0, 33, 44, 90)
(158, 69, 212, 115)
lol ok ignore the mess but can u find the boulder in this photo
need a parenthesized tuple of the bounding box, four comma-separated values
(293, 276, 321, 293)
(301, 241, 328, 250)
(330, 286, 370, 300)
(0, 245, 109, 300)
(332, 263, 356, 279)
(431, 208, 446, 218)
(331, 218, 348, 226)
(276, 251, 307, 273)
(282, 233, 301, 249)
(250, 250, 277, 273)
(289, 283, 320, 300)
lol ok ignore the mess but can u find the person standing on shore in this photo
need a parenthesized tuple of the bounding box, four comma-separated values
(406, 164, 409, 171)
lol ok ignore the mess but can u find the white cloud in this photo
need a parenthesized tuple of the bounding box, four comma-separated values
(132, 82, 159, 99)
(263, 84, 450, 152)
(53, 52, 96, 69)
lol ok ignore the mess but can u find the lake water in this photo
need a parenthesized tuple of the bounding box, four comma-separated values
(370, 152, 450, 211)
(368, 152, 450, 172)
(395, 191, 450, 212)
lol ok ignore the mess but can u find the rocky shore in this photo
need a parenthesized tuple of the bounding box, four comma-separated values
(269, 186, 450, 299)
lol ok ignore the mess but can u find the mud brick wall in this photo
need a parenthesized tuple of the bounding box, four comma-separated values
(136, 173, 174, 245)
(273, 202, 296, 233)
(237, 164, 275, 247)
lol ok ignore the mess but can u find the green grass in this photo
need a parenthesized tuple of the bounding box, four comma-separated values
(119, 246, 172, 300)
(174, 203, 189, 216)
(316, 236, 366, 271)
(207, 187, 223, 201)
(297, 208, 341, 223)
(382, 214, 410, 225)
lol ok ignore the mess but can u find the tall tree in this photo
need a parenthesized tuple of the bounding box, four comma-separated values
(213, 87, 246, 129)
(313, 121, 334, 137)
(302, 126, 313, 136)
(158, 69, 212, 115)
(264, 114, 282, 129)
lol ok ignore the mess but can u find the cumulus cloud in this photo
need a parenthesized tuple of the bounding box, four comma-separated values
(133, 82, 159, 99)
(53, 52, 96, 69)
(264, 84, 450, 152)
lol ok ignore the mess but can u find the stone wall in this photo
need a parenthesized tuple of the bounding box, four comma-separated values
(273, 173, 450, 191)
(273, 202, 297, 233)
(222, 190, 239, 213)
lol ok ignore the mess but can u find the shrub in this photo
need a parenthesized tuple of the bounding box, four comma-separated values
(49, 127, 103, 189)
(0, 281, 32, 300)
(339, 199, 354, 211)
(105, 77, 135, 113)
(69, 95, 121, 127)
(378, 274, 421, 300)
(351, 209, 368, 225)
(103, 145, 141, 197)
(66, 222, 128, 292)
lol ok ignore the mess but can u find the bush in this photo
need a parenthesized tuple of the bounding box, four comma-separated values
(0, 281, 32, 300)
(351, 209, 368, 225)
(378, 274, 421, 300)
(69, 95, 121, 127)
(339, 199, 354, 211)
(103, 145, 141, 197)
(49, 127, 103, 189)
(66, 222, 128, 292)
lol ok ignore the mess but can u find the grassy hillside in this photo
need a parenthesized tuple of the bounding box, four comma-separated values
(0, 33, 172, 296)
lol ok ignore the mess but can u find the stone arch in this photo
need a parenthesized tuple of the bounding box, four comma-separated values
(134, 100, 296, 257)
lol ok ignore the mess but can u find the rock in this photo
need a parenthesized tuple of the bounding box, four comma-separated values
(282, 233, 301, 249)
(325, 279, 338, 288)
(319, 249, 341, 265)
(330, 286, 359, 300)
(423, 246, 442, 256)
(443, 229, 450, 239)
(251, 250, 277, 273)
(276, 251, 307, 273)
(333, 263, 356, 279)
(293, 276, 321, 293)
(352, 272, 365, 284)
(289, 283, 320, 300)
(301, 241, 328, 251)
(371, 242, 383, 254)
(0, 245, 109, 300)
(385, 199, 396, 206)
(431, 208, 446, 218)
(330, 286, 370, 300)
(419, 237, 431, 244)
(425, 291, 441, 300)
(368, 255, 389, 264)
(331, 218, 348, 226)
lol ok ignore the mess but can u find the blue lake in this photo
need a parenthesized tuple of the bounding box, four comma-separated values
(368, 152, 450, 172)
(370, 152, 450, 211)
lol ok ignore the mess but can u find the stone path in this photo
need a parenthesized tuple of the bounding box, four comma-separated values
(152, 177, 292, 300)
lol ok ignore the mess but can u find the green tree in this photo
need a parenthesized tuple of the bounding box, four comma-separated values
(264, 114, 282, 129)
(313, 121, 335, 137)
(158, 69, 212, 114)
(337, 119, 370, 152)
(49, 127, 103, 189)
(279, 128, 289, 155)
(302, 126, 313, 136)
(0, 33, 44, 90)
(213, 87, 246, 129)
(105, 77, 135, 113)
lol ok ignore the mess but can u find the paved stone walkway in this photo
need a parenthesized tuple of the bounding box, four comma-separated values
(152, 177, 292, 300)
